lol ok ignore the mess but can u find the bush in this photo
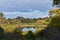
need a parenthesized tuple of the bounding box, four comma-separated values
(38, 14, 60, 40)
(13, 27, 22, 40)
(24, 30, 35, 40)
(0, 27, 4, 40)
(48, 14, 60, 28)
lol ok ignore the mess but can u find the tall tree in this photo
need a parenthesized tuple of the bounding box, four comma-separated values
(0, 12, 4, 19)
(53, 0, 60, 5)
(0, 12, 4, 26)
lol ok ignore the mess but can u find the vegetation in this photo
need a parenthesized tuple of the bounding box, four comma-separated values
(0, 12, 49, 40)
(0, 0, 60, 40)
(40, 14, 60, 40)
(0, 9, 60, 40)
(53, 0, 60, 5)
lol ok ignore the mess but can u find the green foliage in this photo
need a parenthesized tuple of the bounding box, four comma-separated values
(0, 12, 4, 18)
(34, 14, 60, 40)
(0, 12, 49, 40)
(0, 0, 60, 40)
(13, 27, 23, 40)
(0, 27, 4, 40)
(39, 14, 60, 40)
(53, 0, 60, 5)
(48, 14, 60, 27)
(3, 25, 16, 32)
(24, 30, 35, 40)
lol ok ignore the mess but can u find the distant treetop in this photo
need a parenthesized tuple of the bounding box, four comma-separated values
(53, 0, 60, 5)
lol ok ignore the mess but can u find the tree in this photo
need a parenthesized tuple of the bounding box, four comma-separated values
(34, 14, 60, 40)
(0, 12, 4, 19)
(35, 29, 44, 40)
(13, 27, 22, 40)
(49, 9, 60, 18)
(40, 14, 60, 40)
(48, 14, 60, 27)
(50, 0, 60, 18)
(25, 30, 35, 40)
(0, 27, 4, 40)
(53, 0, 60, 5)
(0, 12, 4, 26)
(16, 16, 23, 20)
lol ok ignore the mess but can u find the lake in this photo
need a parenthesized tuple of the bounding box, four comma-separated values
(22, 28, 36, 32)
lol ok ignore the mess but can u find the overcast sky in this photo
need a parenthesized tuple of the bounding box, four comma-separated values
(0, 0, 53, 18)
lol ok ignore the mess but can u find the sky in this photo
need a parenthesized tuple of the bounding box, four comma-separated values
(0, 0, 53, 18)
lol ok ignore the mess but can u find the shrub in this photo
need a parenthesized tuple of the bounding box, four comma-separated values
(38, 14, 60, 40)
(48, 14, 60, 28)
(13, 27, 22, 40)
(24, 30, 35, 40)
(0, 27, 4, 40)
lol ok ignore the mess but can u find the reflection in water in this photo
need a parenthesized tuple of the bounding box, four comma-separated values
(22, 28, 36, 32)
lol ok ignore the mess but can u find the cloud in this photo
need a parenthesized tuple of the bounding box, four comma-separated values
(0, 0, 53, 18)
(3, 10, 49, 18)
(0, 0, 52, 12)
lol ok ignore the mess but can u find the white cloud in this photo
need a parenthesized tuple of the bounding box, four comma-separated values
(3, 10, 49, 18)
(0, 0, 52, 12)
(0, 0, 52, 18)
